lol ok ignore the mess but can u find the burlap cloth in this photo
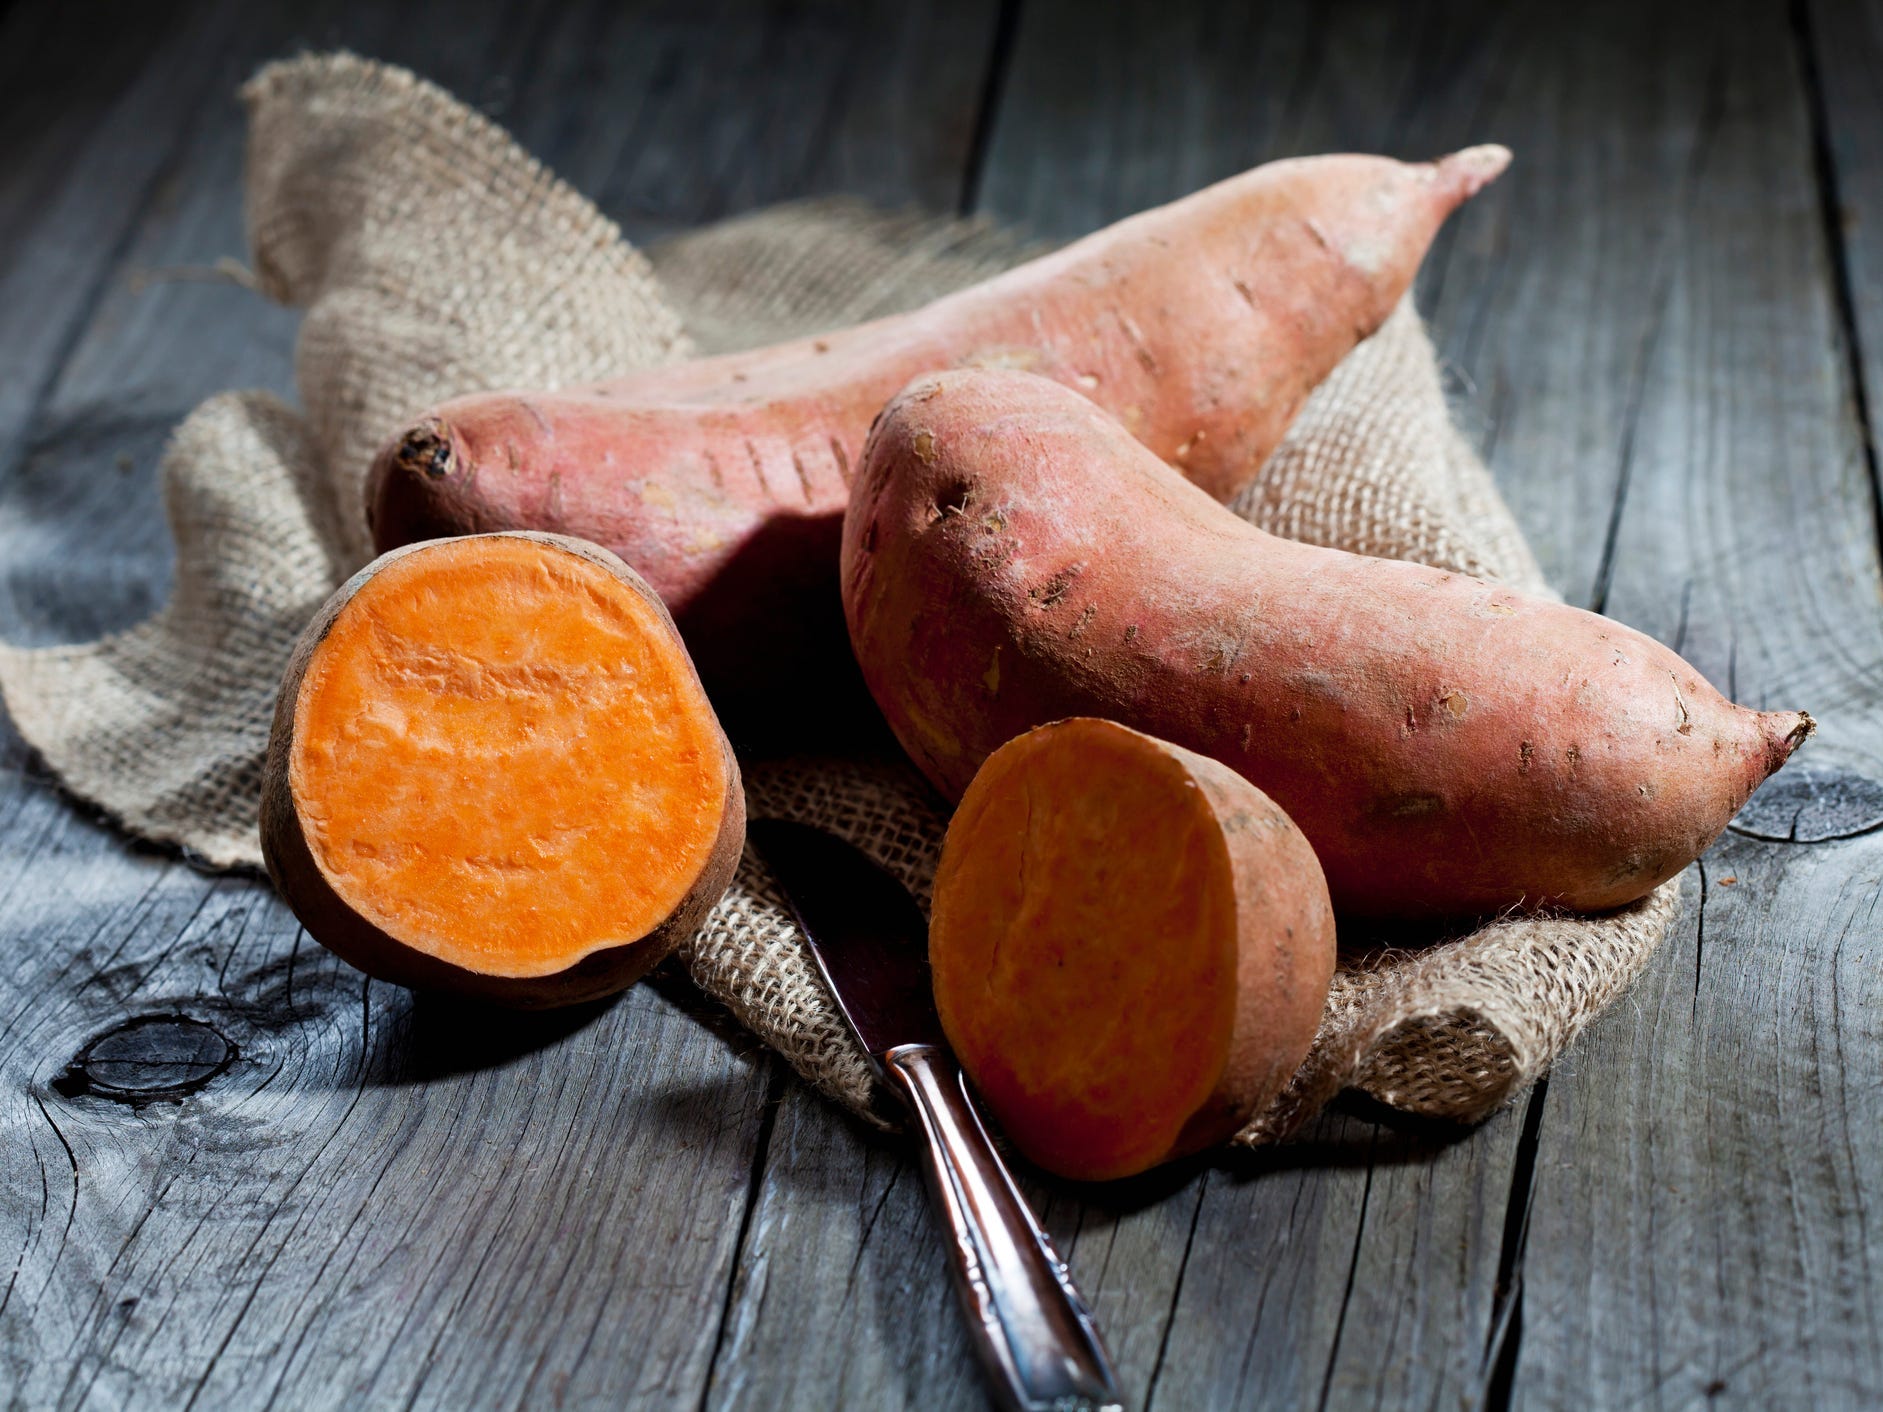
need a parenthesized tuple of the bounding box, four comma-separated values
(0, 54, 1677, 1146)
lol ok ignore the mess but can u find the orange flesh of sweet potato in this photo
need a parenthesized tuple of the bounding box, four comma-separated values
(845, 370, 1814, 920)
(931, 718, 1334, 1181)
(368, 148, 1510, 704)
(262, 532, 743, 1005)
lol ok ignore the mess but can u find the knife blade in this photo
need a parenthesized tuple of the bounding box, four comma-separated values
(748, 818, 1125, 1412)
(745, 818, 945, 1061)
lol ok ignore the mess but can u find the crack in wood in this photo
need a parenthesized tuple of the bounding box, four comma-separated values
(1141, 1170, 1209, 1412)
(1791, 0, 1883, 575)
(1314, 1135, 1376, 1412)
(1480, 1077, 1547, 1410)
(957, 0, 1024, 216)
(697, 1061, 785, 1412)
(1728, 764, 1883, 843)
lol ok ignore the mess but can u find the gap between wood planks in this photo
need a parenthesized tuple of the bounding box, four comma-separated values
(1792, 0, 1883, 577)
(1476, 8, 1882, 1406)
(689, 7, 1027, 1404)
(696, 1064, 785, 1412)
(1464, 36, 1724, 1387)
(956, 0, 1024, 217)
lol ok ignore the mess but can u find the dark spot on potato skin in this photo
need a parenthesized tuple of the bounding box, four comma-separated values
(1028, 566, 1081, 608)
(1603, 851, 1671, 887)
(393, 423, 456, 481)
(932, 476, 974, 521)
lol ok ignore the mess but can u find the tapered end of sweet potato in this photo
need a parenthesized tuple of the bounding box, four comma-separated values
(1763, 709, 1816, 774)
(930, 718, 1335, 1182)
(262, 531, 744, 1008)
(367, 417, 486, 550)
(1433, 143, 1513, 200)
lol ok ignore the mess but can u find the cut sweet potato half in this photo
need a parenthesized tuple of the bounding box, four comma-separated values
(930, 718, 1335, 1181)
(262, 531, 744, 1007)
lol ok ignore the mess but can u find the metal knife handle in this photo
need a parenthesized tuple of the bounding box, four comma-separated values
(882, 1043, 1124, 1412)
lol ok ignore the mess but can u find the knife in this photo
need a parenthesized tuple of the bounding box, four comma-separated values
(748, 819, 1125, 1412)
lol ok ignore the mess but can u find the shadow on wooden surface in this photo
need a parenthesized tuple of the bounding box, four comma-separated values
(1230, 1095, 1479, 1174)
(365, 991, 627, 1087)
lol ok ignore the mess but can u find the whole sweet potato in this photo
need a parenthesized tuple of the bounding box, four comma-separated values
(843, 370, 1812, 919)
(370, 148, 1509, 705)
(262, 532, 744, 1006)
(931, 717, 1335, 1181)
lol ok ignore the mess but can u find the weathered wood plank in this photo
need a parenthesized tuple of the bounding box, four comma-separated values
(991, 7, 1526, 1408)
(8, 1, 1880, 1408)
(1402, 2, 1733, 611)
(702, 1087, 984, 1411)
(0, 0, 1002, 1405)
(0, 0, 784, 1386)
(1144, 1114, 1525, 1410)
(0, 727, 773, 1408)
(491, 0, 1003, 246)
(717, 3, 1883, 1408)
(705, 5, 1543, 1409)
(1807, 0, 1883, 520)
(1497, 0, 1883, 1403)
(0, 0, 242, 477)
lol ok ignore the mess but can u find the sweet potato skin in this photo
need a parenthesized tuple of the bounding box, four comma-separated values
(844, 371, 1813, 920)
(1156, 741, 1334, 1164)
(261, 532, 744, 1007)
(370, 148, 1510, 702)
(933, 718, 1335, 1180)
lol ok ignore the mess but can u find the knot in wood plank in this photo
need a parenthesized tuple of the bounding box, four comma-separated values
(52, 1013, 235, 1102)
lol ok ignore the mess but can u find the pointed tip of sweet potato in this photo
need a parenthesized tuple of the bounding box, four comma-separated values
(1763, 708, 1816, 777)
(1435, 143, 1513, 199)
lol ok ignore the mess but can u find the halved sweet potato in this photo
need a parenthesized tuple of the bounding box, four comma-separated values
(261, 531, 744, 1007)
(929, 718, 1335, 1181)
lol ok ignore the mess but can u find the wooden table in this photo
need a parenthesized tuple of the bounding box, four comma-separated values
(4, 1, 1881, 1406)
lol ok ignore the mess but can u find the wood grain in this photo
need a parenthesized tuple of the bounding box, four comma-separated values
(0, 0, 1000, 1406)
(488, 0, 1004, 245)
(1487, 0, 1883, 1403)
(0, 761, 772, 1407)
(5, 0, 1883, 1406)
(706, 5, 1539, 1408)
(1806, 0, 1883, 556)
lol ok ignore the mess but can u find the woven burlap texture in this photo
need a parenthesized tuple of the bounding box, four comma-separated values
(0, 52, 1676, 1145)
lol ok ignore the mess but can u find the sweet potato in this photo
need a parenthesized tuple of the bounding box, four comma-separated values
(843, 370, 1813, 920)
(369, 148, 1510, 705)
(930, 718, 1335, 1181)
(262, 531, 744, 1006)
